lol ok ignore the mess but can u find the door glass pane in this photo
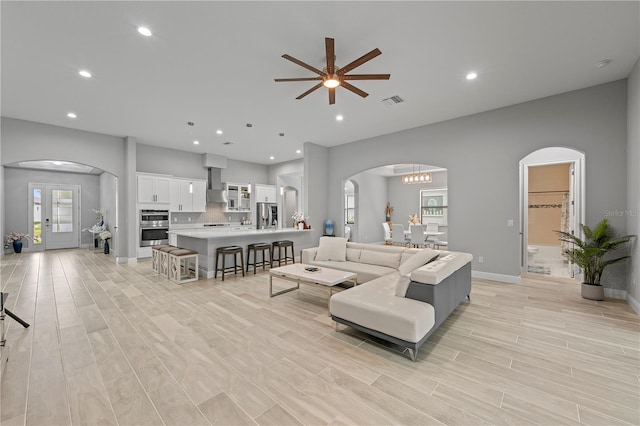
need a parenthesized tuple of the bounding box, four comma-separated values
(33, 188, 42, 244)
(52, 189, 73, 232)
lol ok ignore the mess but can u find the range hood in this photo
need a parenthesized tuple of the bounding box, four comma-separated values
(206, 167, 228, 203)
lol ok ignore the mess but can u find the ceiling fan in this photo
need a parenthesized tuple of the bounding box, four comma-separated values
(275, 37, 390, 105)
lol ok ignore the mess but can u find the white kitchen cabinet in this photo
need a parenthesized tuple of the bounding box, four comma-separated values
(168, 233, 178, 246)
(170, 178, 206, 212)
(224, 183, 251, 212)
(138, 174, 171, 204)
(254, 184, 277, 203)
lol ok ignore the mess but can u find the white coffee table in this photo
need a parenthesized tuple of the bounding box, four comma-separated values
(269, 263, 357, 312)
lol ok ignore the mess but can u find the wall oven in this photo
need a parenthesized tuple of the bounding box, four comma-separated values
(139, 209, 169, 247)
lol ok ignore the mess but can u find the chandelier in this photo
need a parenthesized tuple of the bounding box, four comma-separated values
(401, 164, 432, 184)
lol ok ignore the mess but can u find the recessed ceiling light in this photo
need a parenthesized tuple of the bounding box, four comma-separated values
(66, 112, 77, 119)
(193, 140, 199, 145)
(78, 70, 92, 78)
(466, 72, 478, 80)
(595, 59, 612, 68)
(216, 129, 223, 135)
(336, 115, 344, 121)
(269, 156, 275, 160)
(137, 26, 152, 37)
(296, 149, 301, 154)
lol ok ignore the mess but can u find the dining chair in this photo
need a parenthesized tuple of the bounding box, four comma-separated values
(409, 224, 426, 247)
(425, 222, 439, 248)
(382, 222, 392, 244)
(391, 223, 407, 246)
(410, 224, 427, 248)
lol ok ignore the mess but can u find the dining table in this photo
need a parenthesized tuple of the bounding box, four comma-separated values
(404, 228, 445, 246)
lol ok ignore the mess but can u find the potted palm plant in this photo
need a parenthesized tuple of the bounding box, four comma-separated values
(556, 218, 634, 301)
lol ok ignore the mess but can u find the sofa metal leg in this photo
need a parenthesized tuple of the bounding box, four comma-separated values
(466, 294, 471, 301)
(407, 348, 417, 361)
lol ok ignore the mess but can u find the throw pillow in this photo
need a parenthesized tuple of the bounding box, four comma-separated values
(314, 237, 348, 262)
(397, 248, 439, 276)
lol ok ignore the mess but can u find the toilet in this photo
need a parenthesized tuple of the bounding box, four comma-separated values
(527, 246, 539, 260)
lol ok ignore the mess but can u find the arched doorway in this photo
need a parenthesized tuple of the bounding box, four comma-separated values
(519, 147, 585, 279)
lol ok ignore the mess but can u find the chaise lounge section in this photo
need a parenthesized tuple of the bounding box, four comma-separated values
(301, 238, 472, 360)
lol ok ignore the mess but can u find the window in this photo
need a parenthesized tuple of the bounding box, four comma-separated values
(345, 194, 355, 224)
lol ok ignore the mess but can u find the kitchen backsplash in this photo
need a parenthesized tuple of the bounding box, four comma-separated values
(171, 204, 251, 224)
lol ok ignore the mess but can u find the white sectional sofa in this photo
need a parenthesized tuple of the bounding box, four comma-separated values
(301, 238, 472, 361)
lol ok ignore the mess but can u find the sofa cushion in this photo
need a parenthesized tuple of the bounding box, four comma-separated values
(315, 237, 347, 262)
(359, 249, 402, 269)
(346, 247, 361, 262)
(311, 260, 396, 283)
(397, 248, 439, 276)
(330, 273, 435, 343)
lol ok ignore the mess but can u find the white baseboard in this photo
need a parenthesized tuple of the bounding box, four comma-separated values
(472, 270, 521, 284)
(626, 293, 640, 315)
(604, 288, 627, 300)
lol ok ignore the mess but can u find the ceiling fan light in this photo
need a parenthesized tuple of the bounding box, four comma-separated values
(323, 77, 340, 88)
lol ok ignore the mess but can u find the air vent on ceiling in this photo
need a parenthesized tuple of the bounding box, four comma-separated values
(381, 95, 404, 106)
(223, 141, 234, 145)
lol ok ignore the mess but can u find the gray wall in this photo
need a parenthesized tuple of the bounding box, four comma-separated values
(222, 159, 268, 185)
(267, 159, 303, 184)
(3, 167, 100, 248)
(303, 142, 328, 239)
(349, 171, 387, 243)
(137, 143, 207, 180)
(1, 118, 130, 257)
(100, 172, 118, 251)
(317, 80, 629, 285)
(627, 59, 640, 308)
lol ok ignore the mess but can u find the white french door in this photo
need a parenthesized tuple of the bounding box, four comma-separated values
(29, 183, 80, 250)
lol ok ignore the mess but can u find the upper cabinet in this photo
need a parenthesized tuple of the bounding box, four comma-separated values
(138, 174, 171, 205)
(254, 184, 277, 203)
(224, 183, 251, 212)
(170, 178, 206, 212)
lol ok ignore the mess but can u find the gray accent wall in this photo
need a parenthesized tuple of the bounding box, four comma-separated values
(318, 80, 629, 285)
(627, 59, 640, 309)
(304, 142, 328, 239)
(99, 172, 118, 252)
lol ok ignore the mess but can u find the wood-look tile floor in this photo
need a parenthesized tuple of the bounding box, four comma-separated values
(1, 249, 639, 425)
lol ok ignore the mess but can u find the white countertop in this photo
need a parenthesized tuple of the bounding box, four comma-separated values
(169, 228, 311, 239)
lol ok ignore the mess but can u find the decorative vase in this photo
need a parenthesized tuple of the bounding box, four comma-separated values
(581, 283, 604, 301)
(104, 240, 110, 254)
(325, 220, 334, 235)
(12, 240, 23, 253)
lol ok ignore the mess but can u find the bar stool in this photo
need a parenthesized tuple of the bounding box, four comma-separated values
(158, 245, 181, 277)
(271, 240, 295, 267)
(215, 246, 245, 281)
(151, 244, 173, 273)
(246, 242, 271, 274)
(168, 249, 199, 283)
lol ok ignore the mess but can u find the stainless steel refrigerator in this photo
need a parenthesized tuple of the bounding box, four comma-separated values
(256, 202, 277, 229)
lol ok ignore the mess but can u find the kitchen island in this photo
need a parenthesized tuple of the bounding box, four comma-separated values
(168, 227, 314, 278)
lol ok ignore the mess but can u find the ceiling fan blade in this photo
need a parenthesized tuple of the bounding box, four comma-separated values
(282, 54, 325, 76)
(338, 48, 382, 75)
(296, 83, 323, 100)
(329, 87, 336, 105)
(325, 37, 335, 76)
(274, 77, 323, 82)
(341, 81, 369, 98)
(343, 74, 390, 80)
